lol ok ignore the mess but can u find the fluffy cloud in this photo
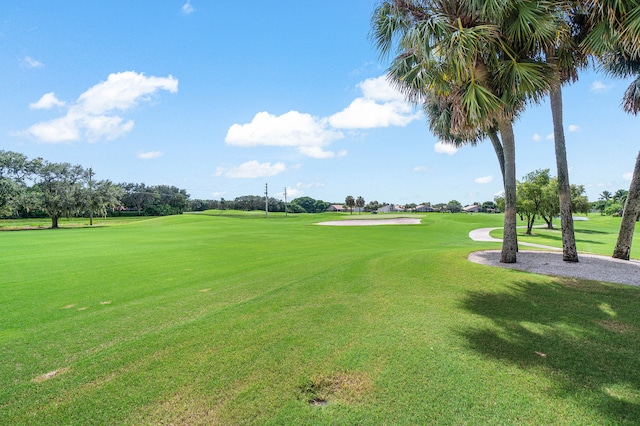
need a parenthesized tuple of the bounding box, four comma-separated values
(30, 92, 65, 110)
(546, 133, 554, 141)
(225, 111, 343, 159)
(475, 175, 494, 184)
(434, 141, 459, 155)
(224, 75, 419, 159)
(137, 150, 164, 160)
(24, 71, 178, 143)
(568, 124, 580, 132)
(591, 80, 613, 93)
(216, 160, 286, 178)
(532, 133, 541, 142)
(328, 75, 420, 129)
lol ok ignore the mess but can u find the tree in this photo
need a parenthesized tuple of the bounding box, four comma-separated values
(356, 196, 365, 215)
(86, 180, 125, 223)
(516, 169, 552, 234)
(614, 152, 640, 259)
(120, 183, 158, 215)
(447, 200, 462, 213)
(371, 0, 555, 262)
(0, 150, 32, 217)
(33, 161, 87, 228)
(345, 195, 355, 215)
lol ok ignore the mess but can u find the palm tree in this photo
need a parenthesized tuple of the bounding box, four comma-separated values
(356, 196, 365, 214)
(582, 0, 640, 259)
(599, 190, 612, 202)
(345, 195, 355, 215)
(371, 0, 555, 263)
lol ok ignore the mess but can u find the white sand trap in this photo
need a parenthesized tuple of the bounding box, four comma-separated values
(317, 217, 421, 226)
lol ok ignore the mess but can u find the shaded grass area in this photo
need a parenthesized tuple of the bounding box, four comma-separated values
(490, 215, 639, 259)
(1, 212, 639, 424)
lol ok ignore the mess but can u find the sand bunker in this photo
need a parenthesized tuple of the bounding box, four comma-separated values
(316, 217, 421, 226)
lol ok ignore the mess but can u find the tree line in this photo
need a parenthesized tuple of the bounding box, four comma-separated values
(0, 150, 189, 227)
(372, 0, 640, 262)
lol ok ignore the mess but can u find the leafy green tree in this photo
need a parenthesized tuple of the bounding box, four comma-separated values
(516, 170, 552, 234)
(0, 151, 33, 217)
(371, 0, 555, 263)
(447, 200, 462, 213)
(291, 196, 316, 213)
(86, 180, 125, 223)
(345, 195, 355, 215)
(33, 161, 87, 228)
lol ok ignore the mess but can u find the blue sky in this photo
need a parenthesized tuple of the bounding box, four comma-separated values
(2, 1, 639, 206)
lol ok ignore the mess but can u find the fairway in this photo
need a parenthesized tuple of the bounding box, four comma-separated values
(2, 212, 640, 424)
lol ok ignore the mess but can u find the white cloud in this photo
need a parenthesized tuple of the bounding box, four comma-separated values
(216, 160, 286, 178)
(568, 124, 580, 132)
(413, 166, 431, 172)
(30, 92, 65, 110)
(22, 56, 43, 68)
(181, 1, 194, 14)
(475, 175, 494, 184)
(137, 150, 164, 160)
(24, 71, 178, 143)
(225, 110, 343, 158)
(328, 75, 420, 129)
(532, 133, 541, 142)
(434, 141, 458, 155)
(591, 80, 613, 93)
(546, 133, 554, 141)
(623, 172, 633, 181)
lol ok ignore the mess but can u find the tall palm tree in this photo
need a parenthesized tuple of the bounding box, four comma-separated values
(371, 0, 555, 263)
(582, 0, 640, 259)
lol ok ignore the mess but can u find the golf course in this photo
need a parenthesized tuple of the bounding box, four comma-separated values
(2, 212, 639, 424)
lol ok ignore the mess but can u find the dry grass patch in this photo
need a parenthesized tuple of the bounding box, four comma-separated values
(300, 371, 373, 406)
(598, 319, 636, 334)
(31, 368, 70, 383)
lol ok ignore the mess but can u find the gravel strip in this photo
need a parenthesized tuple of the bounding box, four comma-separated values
(469, 250, 640, 287)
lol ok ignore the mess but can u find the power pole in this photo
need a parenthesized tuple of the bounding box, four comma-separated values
(265, 183, 268, 218)
(88, 167, 94, 226)
(284, 187, 288, 217)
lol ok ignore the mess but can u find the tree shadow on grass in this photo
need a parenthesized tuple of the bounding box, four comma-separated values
(521, 231, 605, 246)
(460, 278, 640, 423)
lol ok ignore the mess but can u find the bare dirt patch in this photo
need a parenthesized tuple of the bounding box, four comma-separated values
(316, 217, 421, 226)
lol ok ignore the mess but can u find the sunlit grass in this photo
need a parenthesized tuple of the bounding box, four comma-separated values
(1, 212, 639, 424)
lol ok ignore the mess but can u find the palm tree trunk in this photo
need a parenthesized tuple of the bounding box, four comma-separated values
(498, 118, 517, 263)
(488, 129, 505, 184)
(613, 151, 640, 260)
(549, 83, 579, 262)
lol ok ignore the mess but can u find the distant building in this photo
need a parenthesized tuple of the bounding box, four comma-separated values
(462, 204, 481, 213)
(415, 204, 435, 212)
(327, 204, 345, 212)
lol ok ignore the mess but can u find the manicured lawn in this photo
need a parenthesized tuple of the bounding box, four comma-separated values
(490, 215, 639, 258)
(2, 212, 639, 424)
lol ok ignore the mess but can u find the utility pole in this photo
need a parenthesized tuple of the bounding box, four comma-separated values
(264, 183, 268, 218)
(284, 187, 288, 217)
(88, 167, 94, 226)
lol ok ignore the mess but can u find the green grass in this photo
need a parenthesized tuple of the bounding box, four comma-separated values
(490, 215, 638, 258)
(2, 212, 640, 424)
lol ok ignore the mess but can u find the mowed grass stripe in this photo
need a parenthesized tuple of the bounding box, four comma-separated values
(2, 212, 640, 424)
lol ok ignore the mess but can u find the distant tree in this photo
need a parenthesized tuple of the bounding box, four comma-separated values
(120, 183, 158, 215)
(599, 190, 612, 202)
(356, 196, 365, 215)
(291, 196, 315, 213)
(365, 200, 379, 212)
(516, 169, 551, 234)
(86, 180, 124, 223)
(0, 150, 32, 217)
(313, 200, 330, 213)
(570, 184, 590, 215)
(481, 201, 498, 213)
(345, 195, 355, 215)
(33, 161, 87, 228)
(613, 189, 629, 206)
(447, 200, 462, 213)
